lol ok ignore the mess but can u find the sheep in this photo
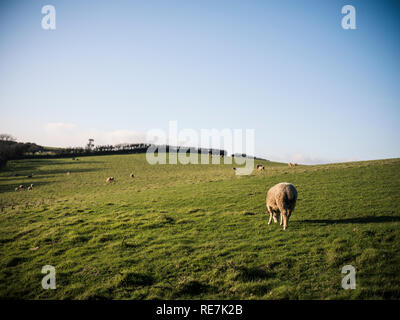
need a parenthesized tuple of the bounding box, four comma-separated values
(130, 173, 134, 179)
(266, 182, 298, 230)
(66, 171, 71, 175)
(19, 185, 24, 190)
(256, 164, 265, 171)
(14, 187, 19, 192)
(106, 177, 115, 183)
(27, 184, 33, 191)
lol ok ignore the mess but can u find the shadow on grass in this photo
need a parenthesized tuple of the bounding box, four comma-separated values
(300, 216, 400, 225)
(0, 159, 104, 193)
(174, 280, 213, 297)
(234, 266, 275, 282)
(1, 159, 104, 174)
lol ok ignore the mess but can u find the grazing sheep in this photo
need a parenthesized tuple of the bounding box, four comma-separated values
(27, 185, 33, 191)
(106, 177, 115, 183)
(14, 187, 19, 192)
(266, 182, 298, 230)
(130, 173, 134, 179)
(257, 164, 265, 171)
(19, 185, 24, 190)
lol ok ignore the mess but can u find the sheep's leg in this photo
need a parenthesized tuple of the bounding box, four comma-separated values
(272, 212, 278, 223)
(279, 213, 283, 226)
(286, 210, 292, 227)
(282, 211, 288, 230)
(267, 211, 272, 225)
(267, 207, 275, 225)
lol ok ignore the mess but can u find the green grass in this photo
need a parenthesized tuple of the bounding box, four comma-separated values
(0, 154, 399, 299)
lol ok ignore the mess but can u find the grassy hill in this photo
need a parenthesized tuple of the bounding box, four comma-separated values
(0, 154, 399, 299)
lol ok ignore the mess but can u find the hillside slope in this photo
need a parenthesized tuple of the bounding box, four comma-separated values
(0, 155, 399, 299)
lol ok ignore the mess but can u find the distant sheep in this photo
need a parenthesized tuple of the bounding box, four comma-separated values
(27, 184, 33, 191)
(19, 185, 24, 190)
(66, 171, 71, 175)
(256, 164, 265, 171)
(106, 177, 115, 183)
(266, 182, 298, 230)
(130, 173, 134, 179)
(14, 187, 19, 192)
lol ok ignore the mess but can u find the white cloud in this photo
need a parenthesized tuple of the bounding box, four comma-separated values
(88, 129, 148, 146)
(42, 122, 147, 147)
(39, 123, 357, 165)
(44, 122, 77, 131)
(263, 152, 358, 165)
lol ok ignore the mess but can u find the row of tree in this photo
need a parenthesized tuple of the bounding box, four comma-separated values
(0, 134, 230, 167)
(0, 135, 269, 166)
(36, 143, 227, 158)
(0, 134, 44, 167)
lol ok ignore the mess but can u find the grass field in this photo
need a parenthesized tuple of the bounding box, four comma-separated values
(0, 154, 399, 299)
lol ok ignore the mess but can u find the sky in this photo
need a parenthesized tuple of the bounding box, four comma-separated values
(0, 0, 399, 164)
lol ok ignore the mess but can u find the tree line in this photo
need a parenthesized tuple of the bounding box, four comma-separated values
(0, 134, 44, 167)
(0, 134, 230, 167)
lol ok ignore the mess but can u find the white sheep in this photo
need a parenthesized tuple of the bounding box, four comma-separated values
(266, 182, 298, 230)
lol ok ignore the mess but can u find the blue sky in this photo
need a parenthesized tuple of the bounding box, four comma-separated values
(0, 0, 399, 164)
